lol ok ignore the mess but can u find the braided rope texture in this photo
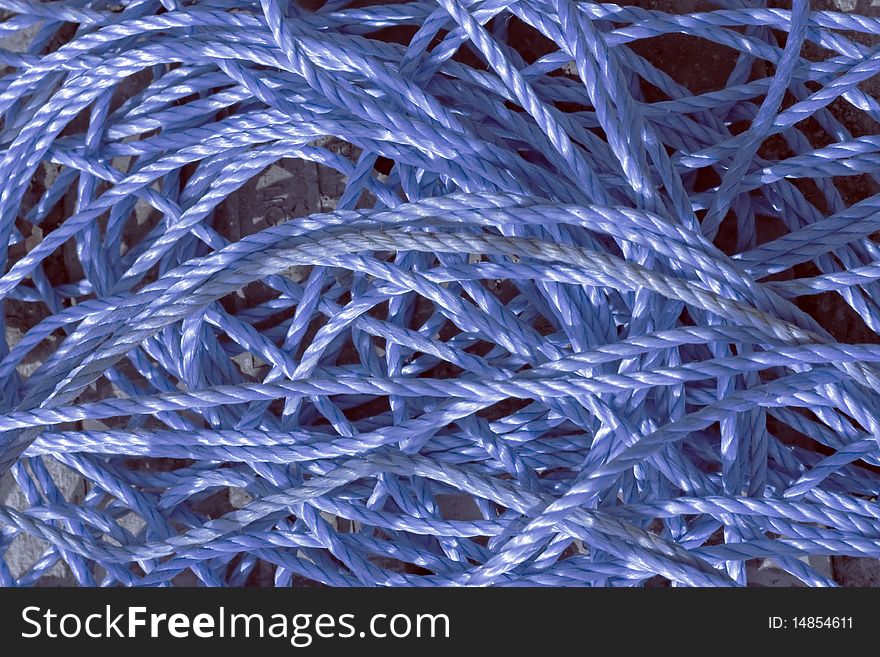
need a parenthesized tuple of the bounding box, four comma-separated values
(0, 0, 879, 587)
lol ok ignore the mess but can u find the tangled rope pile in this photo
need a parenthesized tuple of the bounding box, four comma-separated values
(1, 0, 879, 587)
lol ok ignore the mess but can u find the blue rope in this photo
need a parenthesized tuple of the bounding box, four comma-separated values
(0, 0, 879, 587)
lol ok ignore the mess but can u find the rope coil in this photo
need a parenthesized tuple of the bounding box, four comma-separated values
(0, 0, 879, 586)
